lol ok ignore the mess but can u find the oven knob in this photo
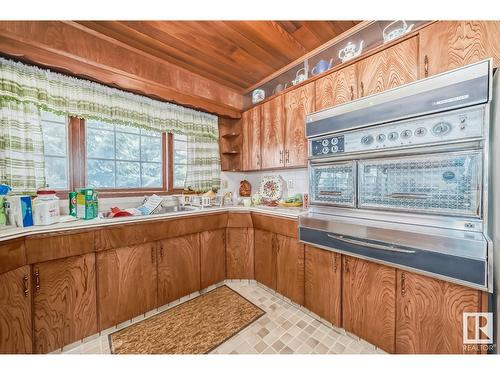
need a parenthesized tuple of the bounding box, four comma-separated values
(432, 121, 452, 136)
(322, 139, 329, 146)
(376, 134, 386, 142)
(361, 135, 374, 145)
(331, 145, 338, 153)
(322, 147, 329, 154)
(388, 131, 399, 141)
(415, 127, 427, 137)
(401, 129, 412, 139)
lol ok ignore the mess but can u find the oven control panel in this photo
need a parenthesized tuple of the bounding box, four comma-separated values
(311, 135, 345, 156)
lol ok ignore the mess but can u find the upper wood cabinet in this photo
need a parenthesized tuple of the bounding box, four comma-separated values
(419, 21, 500, 78)
(97, 242, 157, 330)
(254, 229, 277, 290)
(200, 229, 226, 289)
(0, 265, 32, 354)
(226, 227, 254, 279)
(342, 255, 396, 353)
(276, 234, 305, 305)
(33, 253, 97, 353)
(157, 234, 201, 305)
(305, 245, 341, 327)
(357, 36, 418, 97)
(261, 96, 285, 169)
(241, 106, 261, 171)
(283, 82, 315, 167)
(315, 64, 357, 111)
(396, 270, 485, 354)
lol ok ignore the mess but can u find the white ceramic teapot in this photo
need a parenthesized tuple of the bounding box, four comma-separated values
(338, 40, 364, 63)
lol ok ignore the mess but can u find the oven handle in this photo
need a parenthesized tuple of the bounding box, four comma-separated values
(389, 192, 429, 199)
(326, 233, 417, 254)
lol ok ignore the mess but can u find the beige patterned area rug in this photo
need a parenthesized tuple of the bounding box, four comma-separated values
(109, 285, 264, 354)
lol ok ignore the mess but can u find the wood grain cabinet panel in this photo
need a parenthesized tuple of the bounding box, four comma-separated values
(396, 270, 484, 354)
(242, 106, 261, 171)
(226, 228, 254, 279)
(276, 234, 304, 305)
(283, 82, 315, 167)
(157, 234, 201, 306)
(254, 229, 277, 290)
(0, 265, 32, 354)
(97, 243, 157, 330)
(419, 21, 500, 77)
(261, 96, 285, 169)
(200, 230, 226, 289)
(342, 256, 396, 353)
(357, 36, 418, 97)
(315, 64, 357, 110)
(304, 246, 341, 327)
(33, 253, 97, 353)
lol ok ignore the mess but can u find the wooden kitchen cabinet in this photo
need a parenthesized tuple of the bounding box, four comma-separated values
(261, 95, 285, 169)
(315, 64, 358, 111)
(304, 245, 341, 327)
(242, 106, 261, 171)
(357, 36, 418, 97)
(283, 82, 315, 167)
(0, 265, 32, 354)
(419, 21, 500, 78)
(254, 229, 277, 290)
(157, 233, 201, 305)
(276, 234, 304, 305)
(33, 253, 97, 353)
(342, 256, 396, 353)
(226, 227, 254, 279)
(200, 229, 226, 289)
(396, 270, 485, 354)
(97, 242, 157, 330)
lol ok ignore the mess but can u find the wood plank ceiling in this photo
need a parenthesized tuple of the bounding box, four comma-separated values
(75, 21, 360, 92)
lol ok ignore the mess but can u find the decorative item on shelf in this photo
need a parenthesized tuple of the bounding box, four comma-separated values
(311, 58, 334, 76)
(338, 40, 364, 63)
(258, 175, 285, 203)
(252, 89, 265, 104)
(383, 21, 414, 43)
(272, 82, 288, 95)
(292, 67, 308, 86)
(239, 180, 251, 197)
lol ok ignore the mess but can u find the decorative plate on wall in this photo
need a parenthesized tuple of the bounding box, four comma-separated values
(259, 175, 284, 201)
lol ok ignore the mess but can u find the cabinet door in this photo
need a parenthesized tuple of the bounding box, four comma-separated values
(97, 243, 157, 330)
(342, 256, 396, 353)
(158, 233, 201, 305)
(304, 246, 341, 327)
(284, 82, 315, 167)
(34, 253, 97, 353)
(419, 21, 500, 78)
(357, 36, 418, 97)
(200, 229, 226, 289)
(254, 229, 277, 290)
(396, 270, 484, 354)
(276, 234, 304, 305)
(0, 265, 32, 354)
(242, 106, 261, 171)
(315, 65, 357, 111)
(226, 228, 254, 279)
(261, 96, 285, 169)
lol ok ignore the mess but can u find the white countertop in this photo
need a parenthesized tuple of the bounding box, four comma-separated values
(0, 205, 306, 242)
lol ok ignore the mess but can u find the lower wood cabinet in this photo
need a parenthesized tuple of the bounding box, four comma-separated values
(0, 265, 32, 354)
(342, 255, 396, 354)
(200, 229, 226, 289)
(304, 245, 341, 327)
(157, 233, 201, 305)
(254, 229, 277, 290)
(226, 228, 254, 279)
(276, 234, 304, 305)
(97, 243, 157, 330)
(34, 253, 97, 353)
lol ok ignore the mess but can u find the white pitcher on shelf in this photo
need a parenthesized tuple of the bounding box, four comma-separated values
(338, 40, 364, 63)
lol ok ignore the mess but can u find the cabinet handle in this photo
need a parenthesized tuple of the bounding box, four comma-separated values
(285, 149, 290, 164)
(34, 269, 40, 292)
(360, 81, 364, 97)
(424, 55, 429, 77)
(350, 85, 354, 100)
(23, 274, 29, 297)
(401, 272, 406, 296)
(279, 150, 283, 164)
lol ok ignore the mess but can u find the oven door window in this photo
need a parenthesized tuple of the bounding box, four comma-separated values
(310, 161, 356, 207)
(358, 151, 482, 217)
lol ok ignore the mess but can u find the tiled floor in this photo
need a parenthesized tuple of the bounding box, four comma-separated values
(61, 280, 384, 355)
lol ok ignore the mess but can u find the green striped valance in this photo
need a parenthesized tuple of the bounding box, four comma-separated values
(0, 57, 219, 139)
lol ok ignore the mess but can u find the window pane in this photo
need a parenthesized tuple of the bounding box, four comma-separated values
(141, 136, 161, 162)
(142, 163, 162, 187)
(44, 157, 68, 189)
(87, 159, 115, 188)
(116, 161, 140, 188)
(174, 164, 187, 189)
(87, 128, 115, 159)
(116, 132, 140, 160)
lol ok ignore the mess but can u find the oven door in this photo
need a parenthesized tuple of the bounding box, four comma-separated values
(358, 150, 482, 217)
(310, 161, 356, 207)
